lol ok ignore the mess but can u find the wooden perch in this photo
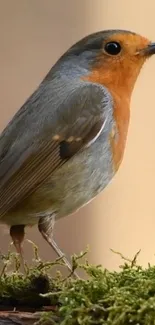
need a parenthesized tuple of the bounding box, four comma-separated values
(0, 311, 59, 325)
(0, 311, 40, 325)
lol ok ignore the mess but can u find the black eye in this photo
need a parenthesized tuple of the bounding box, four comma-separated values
(104, 42, 121, 55)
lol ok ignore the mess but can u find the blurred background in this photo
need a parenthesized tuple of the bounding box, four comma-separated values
(0, 0, 155, 271)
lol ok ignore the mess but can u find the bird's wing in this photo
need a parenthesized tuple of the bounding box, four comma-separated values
(0, 81, 111, 217)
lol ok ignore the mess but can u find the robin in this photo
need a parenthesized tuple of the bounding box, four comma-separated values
(0, 29, 154, 273)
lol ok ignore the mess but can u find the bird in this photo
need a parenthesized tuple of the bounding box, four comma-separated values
(0, 29, 154, 273)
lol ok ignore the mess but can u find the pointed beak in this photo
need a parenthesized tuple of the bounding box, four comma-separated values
(139, 43, 155, 56)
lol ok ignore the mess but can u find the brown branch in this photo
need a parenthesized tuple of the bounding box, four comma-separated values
(0, 311, 59, 325)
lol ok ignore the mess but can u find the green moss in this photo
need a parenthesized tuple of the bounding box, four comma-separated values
(1, 245, 155, 324)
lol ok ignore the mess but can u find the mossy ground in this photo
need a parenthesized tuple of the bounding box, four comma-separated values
(0, 244, 155, 324)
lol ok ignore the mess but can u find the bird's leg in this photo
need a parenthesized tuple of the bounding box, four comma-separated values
(10, 225, 25, 271)
(38, 216, 79, 278)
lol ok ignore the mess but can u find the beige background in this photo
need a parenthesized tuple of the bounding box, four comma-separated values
(0, 0, 155, 271)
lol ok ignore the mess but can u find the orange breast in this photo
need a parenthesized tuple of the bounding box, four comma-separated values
(109, 91, 130, 171)
(82, 67, 131, 172)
